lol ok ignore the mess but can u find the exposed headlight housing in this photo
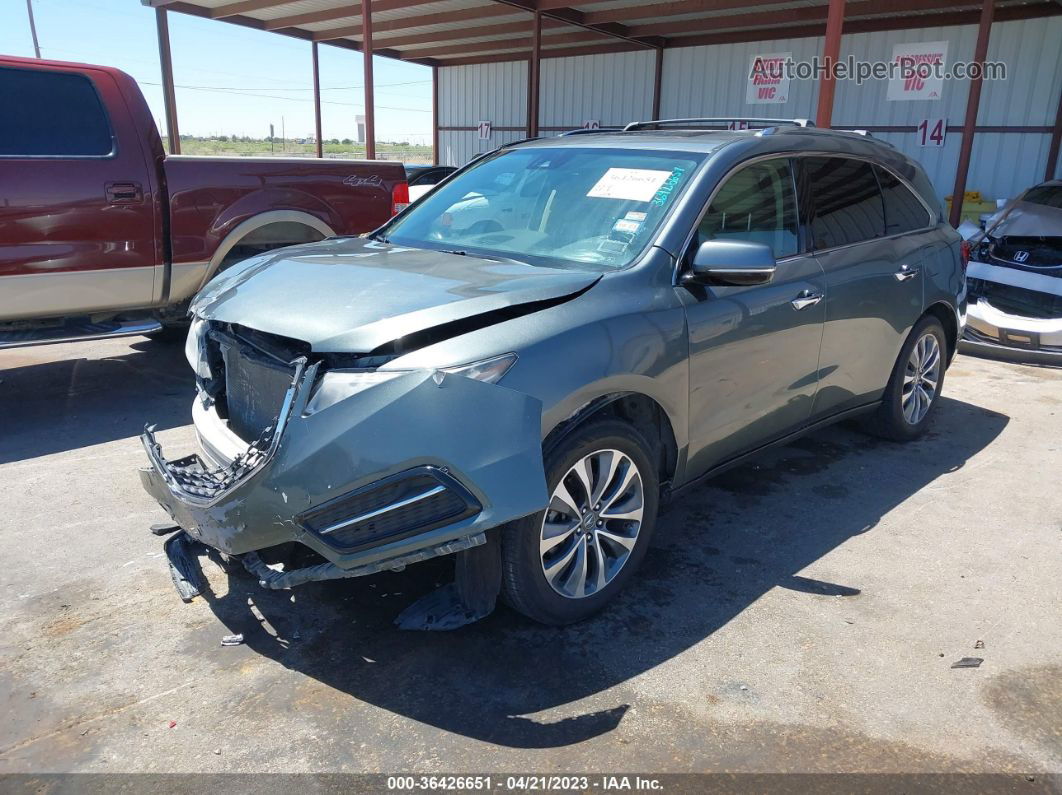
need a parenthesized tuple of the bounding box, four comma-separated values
(184, 317, 211, 380)
(303, 353, 518, 416)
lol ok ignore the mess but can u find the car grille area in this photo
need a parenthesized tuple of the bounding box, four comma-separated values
(206, 324, 308, 443)
(298, 467, 481, 552)
(989, 237, 1062, 269)
(221, 345, 293, 442)
(968, 278, 1062, 320)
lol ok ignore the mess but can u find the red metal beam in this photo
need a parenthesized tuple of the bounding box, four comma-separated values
(404, 30, 601, 58)
(1046, 83, 1062, 181)
(491, 0, 664, 49)
(434, 41, 639, 65)
(363, 0, 375, 159)
(652, 46, 663, 119)
(581, 0, 777, 25)
(814, 0, 845, 128)
(264, 0, 443, 30)
(528, 10, 542, 137)
(154, 7, 181, 154)
(312, 41, 323, 158)
(378, 19, 565, 49)
(429, 2, 1059, 65)
(950, 0, 994, 227)
(314, 6, 517, 41)
(210, 0, 294, 18)
(668, 3, 1057, 46)
(628, 0, 961, 37)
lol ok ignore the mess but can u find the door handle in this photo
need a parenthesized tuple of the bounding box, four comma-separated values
(105, 182, 143, 203)
(894, 264, 920, 282)
(791, 290, 823, 311)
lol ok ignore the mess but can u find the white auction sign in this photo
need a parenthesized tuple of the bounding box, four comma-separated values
(582, 120, 600, 130)
(746, 53, 791, 104)
(887, 41, 948, 101)
(477, 120, 492, 140)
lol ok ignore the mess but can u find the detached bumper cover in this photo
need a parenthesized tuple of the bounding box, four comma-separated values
(140, 365, 549, 575)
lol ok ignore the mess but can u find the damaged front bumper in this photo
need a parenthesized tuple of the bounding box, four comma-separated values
(960, 260, 1062, 366)
(139, 361, 549, 586)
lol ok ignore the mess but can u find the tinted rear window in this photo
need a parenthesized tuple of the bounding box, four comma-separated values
(806, 157, 885, 249)
(876, 166, 931, 234)
(0, 67, 113, 156)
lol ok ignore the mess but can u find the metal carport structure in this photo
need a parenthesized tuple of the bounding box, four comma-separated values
(144, 0, 1062, 225)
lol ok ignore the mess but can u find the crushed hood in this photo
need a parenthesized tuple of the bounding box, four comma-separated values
(989, 201, 1062, 238)
(191, 238, 598, 353)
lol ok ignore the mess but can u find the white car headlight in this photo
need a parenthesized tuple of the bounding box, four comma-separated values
(303, 353, 517, 416)
(441, 352, 517, 384)
(184, 317, 211, 380)
(303, 370, 404, 416)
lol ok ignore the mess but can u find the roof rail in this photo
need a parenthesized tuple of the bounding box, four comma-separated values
(557, 127, 625, 136)
(623, 117, 815, 131)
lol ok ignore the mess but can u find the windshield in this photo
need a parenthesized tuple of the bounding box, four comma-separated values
(380, 147, 703, 271)
(1023, 184, 1062, 209)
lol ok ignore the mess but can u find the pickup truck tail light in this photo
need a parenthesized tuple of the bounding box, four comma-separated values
(959, 239, 970, 275)
(391, 181, 410, 216)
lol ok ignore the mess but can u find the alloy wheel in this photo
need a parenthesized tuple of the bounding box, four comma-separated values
(902, 332, 941, 425)
(539, 448, 644, 599)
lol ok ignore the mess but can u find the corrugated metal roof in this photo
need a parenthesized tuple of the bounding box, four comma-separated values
(150, 0, 1062, 67)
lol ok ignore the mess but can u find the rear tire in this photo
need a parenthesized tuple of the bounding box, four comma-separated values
(863, 315, 947, 442)
(501, 418, 658, 625)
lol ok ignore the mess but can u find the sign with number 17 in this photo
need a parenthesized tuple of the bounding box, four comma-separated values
(917, 118, 947, 147)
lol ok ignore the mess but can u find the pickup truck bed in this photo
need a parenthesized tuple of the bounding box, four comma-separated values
(0, 55, 408, 343)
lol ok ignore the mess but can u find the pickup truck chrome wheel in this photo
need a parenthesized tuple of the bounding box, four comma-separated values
(902, 332, 941, 425)
(539, 448, 644, 600)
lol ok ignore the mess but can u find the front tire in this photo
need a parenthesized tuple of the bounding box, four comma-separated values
(501, 418, 658, 625)
(864, 315, 947, 441)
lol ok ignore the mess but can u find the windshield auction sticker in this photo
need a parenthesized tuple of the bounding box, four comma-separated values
(587, 168, 672, 202)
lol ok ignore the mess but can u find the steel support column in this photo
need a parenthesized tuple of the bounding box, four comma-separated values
(1045, 82, 1062, 181)
(527, 9, 542, 137)
(652, 46, 664, 119)
(432, 65, 440, 165)
(949, 0, 994, 227)
(362, 0, 376, 159)
(814, 0, 845, 128)
(155, 8, 181, 155)
(312, 41, 324, 158)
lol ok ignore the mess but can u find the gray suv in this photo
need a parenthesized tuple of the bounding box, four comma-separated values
(141, 119, 965, 626)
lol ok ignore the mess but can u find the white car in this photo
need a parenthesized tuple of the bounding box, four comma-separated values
(960, 179, 1062, 365)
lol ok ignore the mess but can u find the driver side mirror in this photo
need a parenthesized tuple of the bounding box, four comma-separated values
(683, 239, 777, 287)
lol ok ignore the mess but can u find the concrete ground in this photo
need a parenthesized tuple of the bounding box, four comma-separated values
(0, 336, 1059, 775)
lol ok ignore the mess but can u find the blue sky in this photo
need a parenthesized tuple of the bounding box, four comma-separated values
(0, 0, 433, 143)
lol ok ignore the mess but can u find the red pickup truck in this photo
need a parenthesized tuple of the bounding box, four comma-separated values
(0, 55, 409, 347)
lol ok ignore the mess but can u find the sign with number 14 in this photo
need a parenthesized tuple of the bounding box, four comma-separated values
(917, 118, 947, 147)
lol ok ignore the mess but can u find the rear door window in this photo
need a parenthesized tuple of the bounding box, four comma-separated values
(806, 157, 885, 249)
(875, 166, 931, 234)
(0, 66, 113, 157)
(696, 158, 799, 258)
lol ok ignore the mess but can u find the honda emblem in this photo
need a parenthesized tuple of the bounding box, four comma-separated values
(1013, 250, 1030, 263)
